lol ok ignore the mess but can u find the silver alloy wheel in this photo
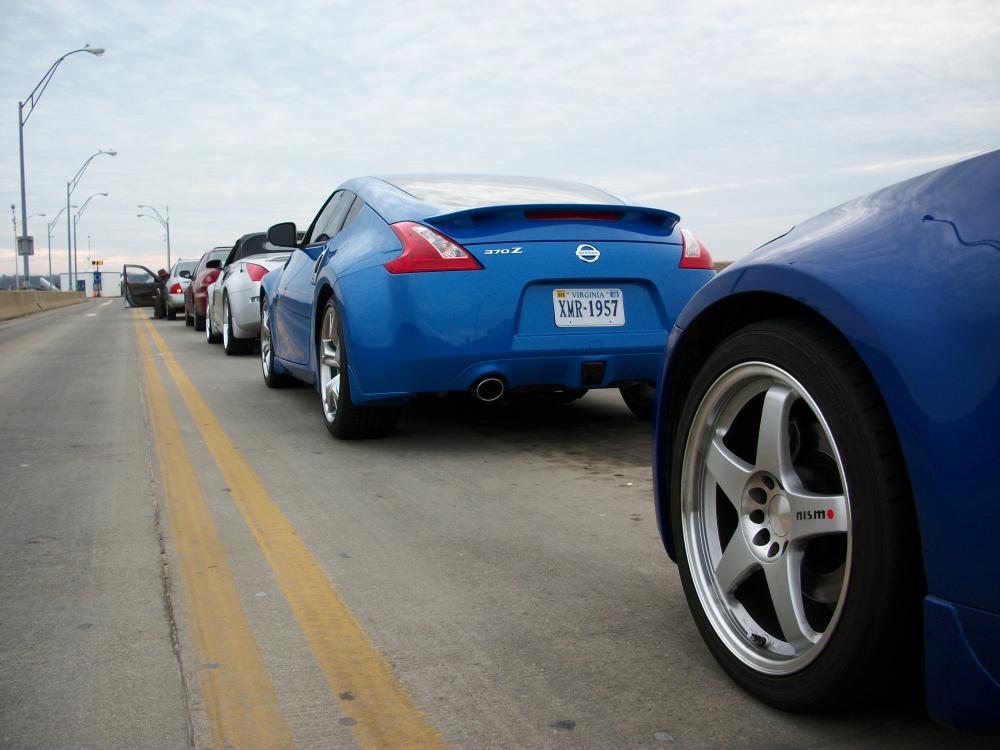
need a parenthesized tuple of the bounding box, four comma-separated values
(680, 361, 852, 675)
(223, 297, 230, 349)
(260, 299, 272, 377)
(319, 305, 341, 424)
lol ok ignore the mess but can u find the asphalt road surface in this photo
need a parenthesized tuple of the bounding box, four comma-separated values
(0, 300, 993, 750)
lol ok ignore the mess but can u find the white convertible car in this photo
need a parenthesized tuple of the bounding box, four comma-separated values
(205, 232, 293, 354)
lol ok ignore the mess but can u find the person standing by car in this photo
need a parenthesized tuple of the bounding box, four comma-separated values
(152, 268, 169, 319)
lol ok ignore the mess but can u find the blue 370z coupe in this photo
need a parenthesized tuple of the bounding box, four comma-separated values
(260, 174, 715, 437)
(653, 149, 999, 728)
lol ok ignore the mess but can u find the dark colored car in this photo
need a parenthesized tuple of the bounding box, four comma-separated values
(122, 264, 164, 308)
(653, 149, 999, 728)
(183, 246, 230, 330)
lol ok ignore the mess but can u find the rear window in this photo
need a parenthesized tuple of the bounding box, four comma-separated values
(383, 175, 624, 210)
(173, 261, 198, 275)
(207, 248, 229, 263)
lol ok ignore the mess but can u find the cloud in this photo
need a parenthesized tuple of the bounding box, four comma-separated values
(2, 0, 999, 272)
(835, 150, 989, 174)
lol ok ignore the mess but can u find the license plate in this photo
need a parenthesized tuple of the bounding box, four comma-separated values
(552, 288, 625, 327)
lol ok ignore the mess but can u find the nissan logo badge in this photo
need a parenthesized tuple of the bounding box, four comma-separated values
(575, 244, 600, 263)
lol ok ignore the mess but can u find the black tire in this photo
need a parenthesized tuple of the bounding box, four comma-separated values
(194, 310, 206, 331)
(223, 295, 254, 355)
(205, 302, 221, 343)
(540, 388, 588, 404)
(317, 299, 399, 439)
(166, 307, 177, 321)
(669, 317, 920, 712)
(620, 382, 655, 419)
(184, 304, 194, 326)
(260, 295, 295, 388)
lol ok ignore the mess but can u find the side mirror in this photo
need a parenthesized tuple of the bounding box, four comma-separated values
(206, 259, 222, 269)
(179, 270, 192, 279)
(268, 222, 299, 248)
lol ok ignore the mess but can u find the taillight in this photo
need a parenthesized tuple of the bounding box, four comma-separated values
(169, 283, 183, 294)
(204, 270, 221, 285)
(385, 222, 483, 273)
(245, 263, 268, 281)
(679, 228, 714, 270)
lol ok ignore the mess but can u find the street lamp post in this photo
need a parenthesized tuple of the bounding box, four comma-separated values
(137, 205, 172, 268)
(17, 45, 104, 282)
(66, 149, 116, 290)
(73, 193, 107, 288)
(47, 205, 76, 282)
(24, 212, 46, 287)
(9, 204, 18, 290)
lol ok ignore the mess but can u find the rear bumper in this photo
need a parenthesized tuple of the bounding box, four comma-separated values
(339, 263, 691, 403)
(228, 280, 263, 337)
(924, 596, 1000, 729)
(167, 293, 185, 310)
(349, 346, 666, 402)
(193, 290, 207, 316)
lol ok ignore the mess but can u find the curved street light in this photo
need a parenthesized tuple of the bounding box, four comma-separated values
(47, 205, 77, 281)
(18, 45, 105, 280)
(73, 193, 108, 285)
(66, 149, 116, 289)
(137, 204, 171, 268)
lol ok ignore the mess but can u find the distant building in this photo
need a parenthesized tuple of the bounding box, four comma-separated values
(58, 270, 123, 298)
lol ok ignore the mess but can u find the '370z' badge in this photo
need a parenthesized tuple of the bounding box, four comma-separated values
(576, 244, 600, 263)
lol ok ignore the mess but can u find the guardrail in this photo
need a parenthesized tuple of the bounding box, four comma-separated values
(0, 291, 88, 321)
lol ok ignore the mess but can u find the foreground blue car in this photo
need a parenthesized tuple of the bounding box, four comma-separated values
(261, 175, 714, 437)
(653, 150, 999, 728)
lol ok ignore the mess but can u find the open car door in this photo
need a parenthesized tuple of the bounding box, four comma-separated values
(123, 264, 161, 307)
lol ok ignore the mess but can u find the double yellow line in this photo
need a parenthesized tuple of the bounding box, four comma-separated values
(134, 313, 446, 750)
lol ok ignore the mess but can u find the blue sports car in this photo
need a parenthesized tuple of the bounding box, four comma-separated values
(653, 150, 999, 727)
(260, 175, 715, 438)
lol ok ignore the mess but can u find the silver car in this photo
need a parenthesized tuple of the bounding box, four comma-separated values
(205, 233, 291, 354)
(164, 258, 198, 320)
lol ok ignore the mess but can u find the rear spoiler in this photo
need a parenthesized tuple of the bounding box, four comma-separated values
(424, 203, 681, 234)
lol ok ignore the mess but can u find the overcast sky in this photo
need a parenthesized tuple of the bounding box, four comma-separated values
(2, 0, 998, 278)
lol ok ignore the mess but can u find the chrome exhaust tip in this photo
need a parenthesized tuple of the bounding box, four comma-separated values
(472, 376, 505, 403)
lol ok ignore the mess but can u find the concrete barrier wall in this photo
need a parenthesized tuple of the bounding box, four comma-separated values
(0, 291, 88, 322)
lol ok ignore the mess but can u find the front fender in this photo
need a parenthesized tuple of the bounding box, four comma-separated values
(653, 261, 909, 561)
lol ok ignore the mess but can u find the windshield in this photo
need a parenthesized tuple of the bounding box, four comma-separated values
(382, 174, 624, 210)
(125, 267, 154, 282)
(240, 234, 269, 258)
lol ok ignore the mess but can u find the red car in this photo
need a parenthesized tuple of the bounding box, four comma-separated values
(184, 246, 230, 330)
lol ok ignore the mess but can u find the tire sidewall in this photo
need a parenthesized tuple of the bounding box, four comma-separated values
(620, 382, 655, 419)
(261, 296, 282, 386)
(670, 320, 902, 709)
(318, 300, 351, 435)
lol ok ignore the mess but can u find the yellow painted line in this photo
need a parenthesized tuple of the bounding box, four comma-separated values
(133, 313, 296, 750)
(142, 318, 448, 750)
